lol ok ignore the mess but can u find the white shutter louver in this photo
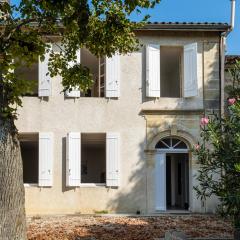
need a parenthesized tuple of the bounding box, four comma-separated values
(39, 132, 53, 187)
(155, 153, 166, 211)
(105, 53, 120, 98)
(183, 43, 198, 98)
(106, 133, 120, 187)
(39, 44, 52, 97)
(146, 44, 160, 97)
(65, 49, 81, 98)
(66, 132, 81, 187)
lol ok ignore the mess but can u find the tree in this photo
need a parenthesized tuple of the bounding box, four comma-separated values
(194, 60, 240, 240)
(0, 0, 160, 239)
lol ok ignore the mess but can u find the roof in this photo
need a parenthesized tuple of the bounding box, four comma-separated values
(140, 22, 230, 32)
(225, 55, 240, 66)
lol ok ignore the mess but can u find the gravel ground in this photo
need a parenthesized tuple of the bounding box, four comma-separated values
(27, 215, 233, 240)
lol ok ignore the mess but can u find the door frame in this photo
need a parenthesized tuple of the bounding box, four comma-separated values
(155, 149, 189, 211)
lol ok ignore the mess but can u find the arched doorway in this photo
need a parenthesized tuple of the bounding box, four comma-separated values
(155, 137, 189, 211)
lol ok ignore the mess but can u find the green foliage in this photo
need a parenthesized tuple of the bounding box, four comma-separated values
(226, 60, 240, 98)
(194, 61, 240, 228)
(0, 0, 160, 119)
(94, 210, 109, 214)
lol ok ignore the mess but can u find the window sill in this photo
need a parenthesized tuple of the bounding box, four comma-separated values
(79, 183, 106, 188)
(142, 97, 204, 112)
(24, 183, 38, 187)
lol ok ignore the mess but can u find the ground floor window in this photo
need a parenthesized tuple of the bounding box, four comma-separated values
(19, 133, 39, 184)
(81, 133, 106, 184)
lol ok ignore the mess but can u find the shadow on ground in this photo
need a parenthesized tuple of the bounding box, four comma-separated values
(27, 215, 233, 240)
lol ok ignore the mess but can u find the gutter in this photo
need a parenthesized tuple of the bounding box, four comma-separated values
(139, 23, 230, 32)
(220, 0, 236, 116)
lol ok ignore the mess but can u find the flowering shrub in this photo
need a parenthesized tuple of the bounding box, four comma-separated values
(194, 61, 240, 237)
(200, 117, 209, 126)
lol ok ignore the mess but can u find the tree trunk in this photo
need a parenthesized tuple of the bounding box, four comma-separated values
(0, 119, 26, 240)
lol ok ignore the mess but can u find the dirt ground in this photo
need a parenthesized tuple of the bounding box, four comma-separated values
(27, 214, 233, 240)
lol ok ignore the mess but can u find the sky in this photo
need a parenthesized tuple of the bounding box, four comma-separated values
(11, 0, 240, 55)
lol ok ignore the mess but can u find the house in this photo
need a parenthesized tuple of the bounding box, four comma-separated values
(15, 22, 231, 215)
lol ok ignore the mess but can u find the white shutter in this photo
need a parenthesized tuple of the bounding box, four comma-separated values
(66, 132, 81, 187)
(146, 44, 160, 97)
(65, 49, 81, 98)
(38, 44, 52, 97)
(155, 153, 166, 211)
(105, 53, 120, 98)
(183, 43, 198, 98)
(39, 132, 53, 187)
(106, 132, 120, 187)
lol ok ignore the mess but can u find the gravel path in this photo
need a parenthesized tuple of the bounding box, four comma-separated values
(27, 215, 233, 240)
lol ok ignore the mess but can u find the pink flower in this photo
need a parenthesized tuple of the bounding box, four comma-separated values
(195, 144, 200, 151)
(201, 117, 209, 126)
(228, 98, 236, 105)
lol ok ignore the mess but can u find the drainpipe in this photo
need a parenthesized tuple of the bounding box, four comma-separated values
(220, 0, 236, 116)
(230, 0, 236, 31)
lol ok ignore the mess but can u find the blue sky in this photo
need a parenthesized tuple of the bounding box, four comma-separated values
(130, 0, 240, 55)
(11, 0, 240, 55)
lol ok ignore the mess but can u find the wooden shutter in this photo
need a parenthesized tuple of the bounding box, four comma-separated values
(39, 132, 53, 187)
(146, 44, 160, 97)
(38, 44, 52, 97)
(183, 43, 198, 98)
(105, 53, 120, 98)
(155, 153, 166, 211)
(66, 132, 81, 187)
(106, 133, 120, 187)
(65, 49, 81, 98)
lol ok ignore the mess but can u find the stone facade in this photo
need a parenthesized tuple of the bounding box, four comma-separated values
(16, 29, 222, 215)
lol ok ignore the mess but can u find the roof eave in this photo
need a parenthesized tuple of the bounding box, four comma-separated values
(138, 24, 231, 32)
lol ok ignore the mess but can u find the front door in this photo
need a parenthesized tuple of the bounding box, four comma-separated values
(155, 137, 189, 211)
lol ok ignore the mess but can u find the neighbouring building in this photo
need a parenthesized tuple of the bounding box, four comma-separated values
(225, 55, 240, 87)
(15, 22, 230, 215)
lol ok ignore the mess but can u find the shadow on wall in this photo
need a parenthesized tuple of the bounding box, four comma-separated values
(107, 141, 147, 214)
(105, 40, 220, 214)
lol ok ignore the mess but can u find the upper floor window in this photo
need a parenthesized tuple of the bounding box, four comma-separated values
(17, 43, 120, 99)
(80, 48, 105, 98)
(160, 46, 183, 98)
(55, 44, 120, 99)
(15, 60, 38, 96)
(146, 43, 198, 99)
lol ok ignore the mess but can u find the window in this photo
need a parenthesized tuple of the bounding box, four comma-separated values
(20, 132, 53, 187)
(66, 132, 120, 187)
(81, 48, 105, 97)
(20, 134, 39, 184)
(15, 60, 38, 96)
(81, 133, 106, 184)
(155, 137, 188, 150)
(146, 43, 198, 98)
(65, 47, 120, 98)
(160, 46, 183, 98)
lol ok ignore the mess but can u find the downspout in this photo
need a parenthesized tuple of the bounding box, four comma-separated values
(220, 0, 236, 115)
